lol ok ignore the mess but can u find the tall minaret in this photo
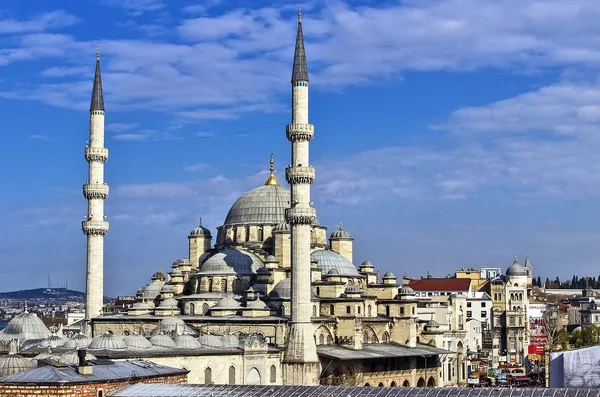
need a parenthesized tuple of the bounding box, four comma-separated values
(282, 8, 320, 386)
(82, 48, 109, 327)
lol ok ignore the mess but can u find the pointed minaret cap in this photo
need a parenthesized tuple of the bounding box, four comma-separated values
(291, 8, 309, 83)
(265, 152, 279, 185)
(524, 255, 531, 267)
(90, 47, 105, 111)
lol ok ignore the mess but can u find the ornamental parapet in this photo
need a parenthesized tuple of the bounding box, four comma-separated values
(285, 207, 317, 225)
(82, 220, 110, 236)
(85, 147, 109, 163)
(285, 166, 315, 185)
(83, 183, 109, 200)
(286, 124, 314, 142)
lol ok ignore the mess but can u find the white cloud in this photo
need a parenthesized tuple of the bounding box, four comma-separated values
(0, 11, 79, 34)
(102, 0, 165, 16)
(184, 163, 210, 172)
(28, 134, 50, 141)
(105, 123, 138, 132)
(41, 66, 89, 77)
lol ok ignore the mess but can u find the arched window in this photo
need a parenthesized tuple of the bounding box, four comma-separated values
(365, 383, 371, 387)
(316, 287, 320, 296)
(363, 331, 370, 344)
(330, 304, 334, 316)
(281, 304, 286, 315)
(319, 334, 324, 345)
(412, 307, 415, 314)
(313, 305, 317, 317)
(208, 278, 213, 292)
(390, 381, 397, 387)
(378, 383, 384, 387)
(519, 293, 523, 300)
(202, 303, 209, 315)
(417, 377, 425, 387)
(270, 365, 276, 383)
(221, 278, 228, 293)
(205, 367, 212, 384)
(382, 332, 390, 343)
(247, 368, 261, 385)
(327, 335, 333, 344)
(97, 390, 104, 397)
(233, 228, 238, 242)
(403, 380, 410, 387)
(427, 377, 436, 387)
(245, 226, 250, 242)
(368, 305, 372, 316)
(229, 366, 235, 385)
(358, 305, 361, 315)
(190, 303, 195, 315)
(257, 228, 263, 241)
(385, 305, 390, 317)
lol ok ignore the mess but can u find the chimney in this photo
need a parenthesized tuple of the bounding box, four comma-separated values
(77, 349, 93, 375)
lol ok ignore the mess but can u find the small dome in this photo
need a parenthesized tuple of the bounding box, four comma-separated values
(158, 298, 179, 309)
(400, 285, 415, 295)
(179, 258, 192, 267)
(0, 354, 36, 376)
(88, 333, 126, 350)
(327, 268, 340, 275)
(383, 272, 397, 279)
(140, 280, 166, 300)
(171, 259, 182, 268)
(123, 334, 153, 349)
(265, 255, 278, 263)
(312, 250, 359, 276)
(214, 297, 241, 309)
(345, 284, 362, 294)
(257, 267, 271, 275)
(330, 223, 352, 240)
(198, 249, 264, 275)
(248, 300, 269, 309)
(190, 218, 212, 237)
(174, 333, 202, 349)
(132, 300, 155, 309)
(360, 260, 374, 268)
(33, 351, 65, 363)
(221, 333, 240, 348)
(40, 334, 65, 348)
(270, 278, 291, 299)
(149, 333, 176, 348)
(273, 222, 291, 233)
(506, 257, 527, 276)
(160, 284, 175, 293)
(426, 319, 440, 328)
(60, 351, 97, 365)
(158, 317, 187, 334)
(0, 311, 52, 341)
(63, 333, 92, 349)
(198, 333, 223, 348)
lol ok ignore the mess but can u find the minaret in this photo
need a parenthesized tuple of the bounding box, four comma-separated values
(282, 8, 320, 385)
(82, 48, 109, 327)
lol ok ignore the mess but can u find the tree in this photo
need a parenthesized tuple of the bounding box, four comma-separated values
(537, 276, 542, 288)
(571, 325, 600, 348)
(542, 305, 563, 352)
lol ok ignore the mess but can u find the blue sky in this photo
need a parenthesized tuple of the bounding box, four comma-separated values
(2, 0, 600, 295)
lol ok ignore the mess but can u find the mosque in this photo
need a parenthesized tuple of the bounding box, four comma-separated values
(0, 10, 456, 388)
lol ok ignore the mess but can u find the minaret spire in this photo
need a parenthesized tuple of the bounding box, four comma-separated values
(283, 9, 319, 386)
(83, 47, 110, 332)
(265, 151, 279, 185)
(291, 8, 309, 83)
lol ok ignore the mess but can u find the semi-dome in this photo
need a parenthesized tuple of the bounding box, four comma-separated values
(426, 319, 440, 329)
(140, 280, 165, 300)
(149, 333, 176, 348)
(273, 222, 291, 233)
(248, 300, 269, 309)
(63, 333, 92, 349)
(40, 334, 65, 348)
(175, 333, 202, 349)
(88, 333, 126, 350)
(60, 351, 97, 365)
(160, 284, 175, 293)
(400, 285, 415, 295)
(0, 354, 36, 377)
(158, 298, 179, 309)
(33, 351, 65, 363)
(265, 255, 278, 263)
(221, 333, 240, 348)
(214, 297, 241, 309)
(312, 250, 359, 276)
(123, 334, 153, 349)
(383, 272, 397, 279)
(158, 317, 187, 334)
(224, 185, 291, 226)
(327, 268, 340, 275)
(198, 249, 264, 275)
(345, 284, 362, 294)
(190, 218, 212, 237)
(506, 257, 527, 277)
(270, 277, 291, 299)
(198, 333, 223, 348)
(0, 311, 52, 341)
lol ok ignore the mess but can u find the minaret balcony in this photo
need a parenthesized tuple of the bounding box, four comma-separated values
(285, 207, 317, 225)
(83, 183, 109, 200)
(85, 147, 109, 163)
(286, 124, 314, 142)
(285, 166, 315, 185)
(82, 220, 110, 236)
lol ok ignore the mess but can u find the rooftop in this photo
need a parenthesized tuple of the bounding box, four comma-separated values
(316, 342, 451, 360)
(409, 278, 471, 292)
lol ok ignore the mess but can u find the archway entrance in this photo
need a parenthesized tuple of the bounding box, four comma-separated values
(427, 377, 436, 387)
(247, 368, 261, 385)
(417, 377, 425, 387)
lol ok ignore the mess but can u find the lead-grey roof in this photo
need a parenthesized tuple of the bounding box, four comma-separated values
(506, 258, 527, 276)
(90, 50, 104, 111)
(0, 354, 35, 377)
(312, 250, 359, 276)
(0, 359, 187, 385)
(224, 185, 291, 226)
(0, 311, 52, 341)
(110, 384, 600, 397)
(292, 10, 309, 83)
(198, 249, 264, 275)
(317, 343, 451, 360)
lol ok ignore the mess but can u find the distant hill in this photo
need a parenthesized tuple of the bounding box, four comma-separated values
(0, 288, 84, 300)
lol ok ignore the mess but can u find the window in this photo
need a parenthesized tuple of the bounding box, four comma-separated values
(270, 365, 276, 383)
(229, 366, 236, 385)
(467, 302, 472, 308)
(400, 307, 405, 315)
(97, 390, 104, 397)
(346, 306, 351, 314)
(481, 311, 487, 317)
(221, 278, 227, 293)
(385, 306, 390, 317)
(316, 287, 320, 296)
(232, 279, 242, 293)
(319, 334, 324, 345)
(467, 311, 472, 318)
(312, 305, 317, 317)
(368, 305, 372, 316)
(358, 306, 361, 314)
(257, 228, 263, 241)
(208, 278, 213, 292)
(205, 367, 212, 384)
(481, 302, 486, 308)
(202, 303, 209, 314)
(330, 304, 334, 316)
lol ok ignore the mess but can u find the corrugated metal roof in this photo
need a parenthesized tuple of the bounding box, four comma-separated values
(110, 384, 600, 397)
(316, 343, 451, 361)
(0, 359, 187, 385)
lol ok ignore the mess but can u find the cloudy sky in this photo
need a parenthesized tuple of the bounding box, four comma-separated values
(2, 0, 600, 295)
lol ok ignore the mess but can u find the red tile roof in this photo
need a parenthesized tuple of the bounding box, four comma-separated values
(409, 278, 471, 292)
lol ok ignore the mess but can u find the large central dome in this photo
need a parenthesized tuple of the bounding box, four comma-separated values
(224, 184, 291, 226)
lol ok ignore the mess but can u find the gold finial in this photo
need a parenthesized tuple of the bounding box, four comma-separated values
(265, 152, 279, 185)
(339, 221, 343, 230)
(298, 7, 302, 21)
(96, 46, 100, 61)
